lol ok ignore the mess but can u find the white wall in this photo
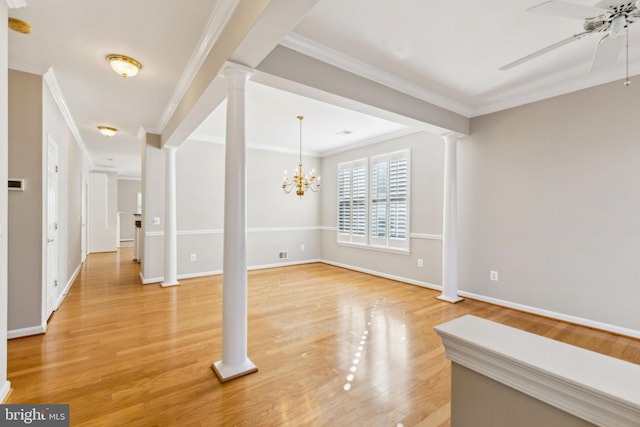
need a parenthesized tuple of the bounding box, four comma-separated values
(43, 72, 88, 308)
(0, 0, 11, 401)
(88, 172, 117, 253)
(459, 79, 640, 334)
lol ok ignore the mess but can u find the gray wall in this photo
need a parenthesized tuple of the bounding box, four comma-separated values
(320, 131, 444, 288)
(451, 363, 594, 427)
(141, 138, 321, 282)
(118, 179, 141, 241)
(7, 69, 88, 334)
(8, 70, 43, 331)
(1, 1, 10, 397)
(459, 79, 640, 332)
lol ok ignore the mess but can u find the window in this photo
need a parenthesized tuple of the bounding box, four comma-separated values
(337, 150, 410, 251)
(338, 159, 367, 245)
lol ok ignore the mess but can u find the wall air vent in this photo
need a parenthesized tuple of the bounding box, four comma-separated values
(8, 178, 25, 191)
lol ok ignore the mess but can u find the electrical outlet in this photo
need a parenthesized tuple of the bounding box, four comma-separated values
(190, 253, 196, 262)
(153, 217, 160, 225)
(417, 258, 424, 267)
(490, 270, 499, 281)
(300, 244, 305, 251)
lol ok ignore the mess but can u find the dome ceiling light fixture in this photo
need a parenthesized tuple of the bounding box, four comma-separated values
(8, 17, 31, 34)
(106, 54, 142, 78)
(97, 126, 118, 137)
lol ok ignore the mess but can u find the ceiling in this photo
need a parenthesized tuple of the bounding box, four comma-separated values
(7, 0, 640, 178)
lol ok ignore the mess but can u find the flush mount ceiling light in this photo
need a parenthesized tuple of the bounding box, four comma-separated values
(97, 126, 117, 137)
(8, 17, 31, 34)
(106, 54, 142, 78)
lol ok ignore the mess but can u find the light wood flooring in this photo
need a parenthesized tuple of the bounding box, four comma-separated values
(6, 248, 640, 426)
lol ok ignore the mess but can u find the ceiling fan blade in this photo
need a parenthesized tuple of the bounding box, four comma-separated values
(500, 32, 591, 70)
(528, 1, 607, 19)
(590, 33, 625, 71)
(593, 0, 632, 9)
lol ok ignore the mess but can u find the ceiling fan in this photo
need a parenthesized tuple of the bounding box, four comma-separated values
(501, 0, 640, 76)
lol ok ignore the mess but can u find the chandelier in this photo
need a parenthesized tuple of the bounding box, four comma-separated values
(282, 115, 320, 197)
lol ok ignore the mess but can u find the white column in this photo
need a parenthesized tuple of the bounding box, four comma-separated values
(437, 133, 463, 303)
(161, 146, 179, 287)
(212, 64, 257, 382)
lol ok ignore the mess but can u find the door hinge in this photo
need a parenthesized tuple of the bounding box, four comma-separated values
(55, 165, 59, 173)
(54, 223, 58, 230)
(54, 279, 58, 287)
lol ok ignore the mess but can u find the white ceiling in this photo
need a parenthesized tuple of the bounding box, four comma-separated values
(7, 0, 640, 177)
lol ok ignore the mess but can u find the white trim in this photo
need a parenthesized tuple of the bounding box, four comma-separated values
(337, 241, 411, 255)
(139, 260, 322, 284)
(156, 0, 240, 133)
(42, 69, 93, 169)
(8, 325, 46, 339)
(146, 226, 324, 237)
(281, 33, 473, 118)
(0, 380, 11, 403)
(411, 233, 443, 240)
(248, 226, 319, 233)
(0, 381, 11, 403)
(320, 259, 441, 292)
(248, 259, 322, 271)
(435, 315, 640, 426)
(458, 290, 640, 340)
(187, 134, 322, 157)
(56, 262, 81, 310)
(6, 0, 26, 9)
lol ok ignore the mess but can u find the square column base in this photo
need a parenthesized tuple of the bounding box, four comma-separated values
(436, 294, 464, 304)
(161, 280, 180, 288)
(212, 358, 258, 383)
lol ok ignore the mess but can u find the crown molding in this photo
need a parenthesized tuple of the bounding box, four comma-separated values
(281, 33, 473, 118)
(6, 0, 27, 9)
(156, 0, 240, 133)
(472, 65, 640, 117)
(43, 68, 94, 169)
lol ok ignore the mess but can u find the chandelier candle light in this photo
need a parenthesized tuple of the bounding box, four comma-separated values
(282, 115, 320, 197)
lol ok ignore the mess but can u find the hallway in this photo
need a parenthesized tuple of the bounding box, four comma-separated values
(6, 249, 640, 426)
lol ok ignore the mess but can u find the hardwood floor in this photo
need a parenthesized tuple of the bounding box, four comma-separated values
(6, 248, 640, 426)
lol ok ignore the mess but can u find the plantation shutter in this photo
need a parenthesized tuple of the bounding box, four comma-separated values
(337, 159, 368, 244)
(370, 150, 410, 250)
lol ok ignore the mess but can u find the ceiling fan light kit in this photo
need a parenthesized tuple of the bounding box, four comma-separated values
(502, 0, 639, 85)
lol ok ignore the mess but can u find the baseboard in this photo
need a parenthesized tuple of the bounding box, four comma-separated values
(319, 259, 442, 292)
(249, 259, 322, 271)
(56, 262, 81, 309)
(458, 290, 640, 340)
(315, 261, 640, 339)
(139, 260, 322, 284)
(0, 381, 11, 403)
(8, 324, 46, 339)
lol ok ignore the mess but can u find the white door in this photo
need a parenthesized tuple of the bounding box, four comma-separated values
(46, 137, 59, 318)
